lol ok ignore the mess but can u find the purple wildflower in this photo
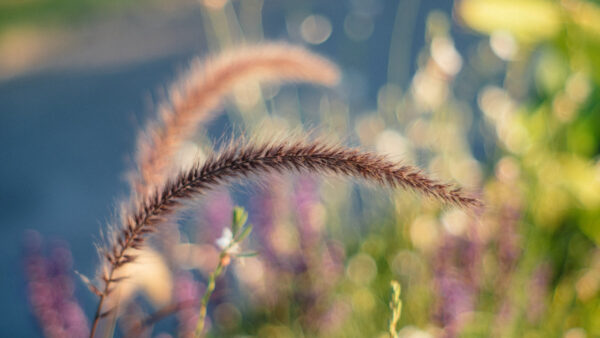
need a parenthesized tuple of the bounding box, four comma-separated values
(23, 230, 89, 338)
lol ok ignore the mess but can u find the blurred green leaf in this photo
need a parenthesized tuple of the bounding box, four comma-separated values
(457, 0, 562, 43)
(232, 206, 248, 236)
(235, 251, 259, 258)
(235, 224, 253, 243)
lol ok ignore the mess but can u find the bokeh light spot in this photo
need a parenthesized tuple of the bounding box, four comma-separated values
(300, 15, 332, 45)
(346, 253, 377, 285)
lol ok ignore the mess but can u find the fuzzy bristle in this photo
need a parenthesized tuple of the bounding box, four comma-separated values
(122, 137, 481, 284)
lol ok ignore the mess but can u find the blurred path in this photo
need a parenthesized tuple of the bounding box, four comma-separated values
(0, 5, 207, 336)
(0, 3, 204, 81)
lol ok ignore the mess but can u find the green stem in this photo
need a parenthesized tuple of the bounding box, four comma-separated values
(195, 252, 228, 337)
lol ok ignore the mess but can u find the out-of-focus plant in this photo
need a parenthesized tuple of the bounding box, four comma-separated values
(388, 280, 403, 338)
(23, 231, 89, 338)
(454, 0, 600, 335)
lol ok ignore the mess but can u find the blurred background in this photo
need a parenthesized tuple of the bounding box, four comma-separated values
(2, 0, 600, 336)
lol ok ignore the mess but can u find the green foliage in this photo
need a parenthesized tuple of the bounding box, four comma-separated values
(0, 0, 141, 31)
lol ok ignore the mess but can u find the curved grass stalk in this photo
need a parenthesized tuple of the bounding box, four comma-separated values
(90, 136, 481, 337)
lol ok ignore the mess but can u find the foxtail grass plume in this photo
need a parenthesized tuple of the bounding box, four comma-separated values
(92, 135, 481, 336)
(134, 43, 340, 195)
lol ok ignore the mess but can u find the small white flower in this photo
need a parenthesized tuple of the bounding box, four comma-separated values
(215, 228, 240, 253)
(216, 228, 233, 249)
